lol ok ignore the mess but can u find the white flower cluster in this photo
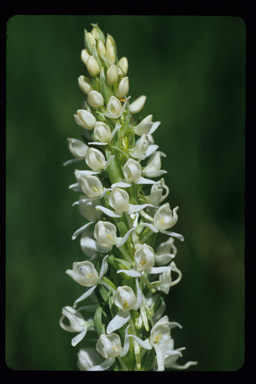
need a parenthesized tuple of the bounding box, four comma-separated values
(60, 24, 197, 371)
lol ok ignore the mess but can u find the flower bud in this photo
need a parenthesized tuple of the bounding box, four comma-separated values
(81, 49, 90, 66)
(86, 56, 100, 77)
(80, 174, 103, 198)
(114, 286, 137, 312)
(115, 76, 129, 98)
(87, 90, 104, 108)
(123, 158, 141, 183)
(118, 57, 128, 75)
(94, 221, 117, 248)
(78, 75, 93, 95)
(106, 64, 119, 85)
(67, 138, 88, 159)
(134, 244, 155, 272)
(106, 45, 116, 65)
(74, 109, 96, 130)
(85, 147, 106, 172)
(129, 95, 146, 114)
(60, 306, 86, 333)
(87, 32, 96, 47)
(154, 203, 179, 231)
(92, 25, 105, 43)
(66, 261, 99, 287)
(109, 188, 130, 214)
(96, 333, 122, 359)
(94, 122, 112, 143)
(134, 115, 153, 136)
(106, 96, 122, 118)
(97, 40, 106, 56)
(77, 349, 102, 371)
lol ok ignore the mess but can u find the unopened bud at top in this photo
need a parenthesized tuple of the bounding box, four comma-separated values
(106, 64, 119, 85)
(86, 56, 100, 77)
(87, 90, 104, 108)
(91, 24, 105, 43)
(81, 49, 90, 66)
(97, 40, 106, 56)
(106, 35, 116, 64)
(87, 32, 96, 47)
(78, 75, 93, 95)
(118, 57, 128, 75)
(115, 76, 129, 98)
(129, 95, 147, 114)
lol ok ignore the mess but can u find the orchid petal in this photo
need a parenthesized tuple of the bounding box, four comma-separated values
(99, 255, 109, 279)
(104, 155, 115, 170)
(128, 203, 154, 214)
(111, 122, 122, 140)
(144, 144, 159, 158)
(88, 357, 115, 371)
(71, 326, 88, 347)
(161, 231, 185, 242)
(111, 182, 131, 188)
(128, 335, 152, 350)
(120, 325, 130, 357)
(74, 286, 97, 308)
(148, 266, 172, 274)
(106, 310, 131, 334)
(117, 269, 141, 277)
(133, 278, 143, 310)
(72, 221, 95, 240)
(135, 177, 157, 185)
(63, 158, 83, 167)
(95, 205, 122, 218)
(141, 222, 159, 233)
(148, 121, 161, 135)
(69, 182, 81, 191)
(88, 142, 108, 146)
(116, 227, 136, 248)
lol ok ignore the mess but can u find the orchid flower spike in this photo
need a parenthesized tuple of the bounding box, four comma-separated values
(61, 24, 197, 372)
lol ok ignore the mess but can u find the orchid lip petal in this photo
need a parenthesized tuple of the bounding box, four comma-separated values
(117, 269, 141, 277)
(99, 254, 109, 279)
(63, 158, 83, 167)
(88, 357, 115, 371)
(161, 230, 185, 241)
(111, 181, 131, 188)
(106, 310, 131, 334)
(73, 286, 97, 308)
(120, 325, 130, 357)
(128, 335, 152, 350)
(148, 266, 172, 274)
(128, 203, 155, 214)
(140, 222, 159, 233)
(95, 205, 122, 218)
(135, 177, 157, 185)
(69, 182, 81, 191)
(133, 278, 143, 310)
(72, 221, 95, 240)
(148, 121, 161, 135)
(116, 227, 136, 248)
(88, 142, 108, 146)
(144, 144, 159, 158)
(104, 155, 115, 170)
(111, 122, 122, 140)
(71, 326, 88, 347)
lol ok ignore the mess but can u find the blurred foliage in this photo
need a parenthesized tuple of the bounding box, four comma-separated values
(6, 15, 245, 371)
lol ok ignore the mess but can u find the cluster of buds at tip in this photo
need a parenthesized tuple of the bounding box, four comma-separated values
(60, 23, 197, 371)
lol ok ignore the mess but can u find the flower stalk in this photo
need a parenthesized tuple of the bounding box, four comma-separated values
(60, 23, 197, 371)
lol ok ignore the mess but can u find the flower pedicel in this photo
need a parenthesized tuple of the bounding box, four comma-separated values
(60, 24, 197, 371)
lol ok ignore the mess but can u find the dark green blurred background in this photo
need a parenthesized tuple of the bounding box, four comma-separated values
(6, 15, 245, 371)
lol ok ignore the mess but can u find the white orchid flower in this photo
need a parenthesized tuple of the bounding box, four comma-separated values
(66, 255, 109, 307)
(122, 158, 158, 186)
(155, 237, 177, 265)
(85, 147, 107, 172)
(141, 203, 184, 242)
(145, 178, 169, 206)
(72, 195, 102, 221)
(105, 96, 126, 119)
(94, 122, 112, 143)
(117, 244, 176, 279)
(143, 152, 167, 178)
(59, 306, 94, 347)
(95, 187, 155, 219)
(106, 280, 143, 334)
(129, 95, 146, 114)
(156, 261, 182, 294)
(76, 220, 136, 257)
(128, 315, 185, 371)
(78, 325, 130, 371)
(130, 133, 159, 161)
